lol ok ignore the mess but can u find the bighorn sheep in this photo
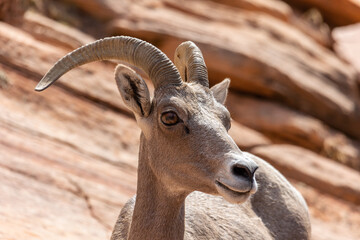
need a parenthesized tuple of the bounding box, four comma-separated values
(35, 36, 311, 240)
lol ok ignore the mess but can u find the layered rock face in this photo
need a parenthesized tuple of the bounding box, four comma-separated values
(0, 0, 359, 240)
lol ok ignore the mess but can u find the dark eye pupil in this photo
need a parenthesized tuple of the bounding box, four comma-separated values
(161, 111, 179, 125)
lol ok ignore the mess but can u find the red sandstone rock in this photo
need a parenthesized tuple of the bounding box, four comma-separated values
(282, 0, 360, 26)
(22, 11, 95, 50)
(229, 121, 271, 150)
(333, 23, 360, 89)
(0, 0, 28, 25)
(210, 0, 292, 21)
(206, 0, 330, 46)
(0, 64, 137, 239)
(227, 93, 360, 170)
(251, 144, 360, 204)
(0, 64, 140, 169)
(292, 180, 360, 240)
(60, 0, 118, 21)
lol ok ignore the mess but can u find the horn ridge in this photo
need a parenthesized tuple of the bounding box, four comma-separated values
(174, 41, 209, 87)
(35, 36, 182, 91)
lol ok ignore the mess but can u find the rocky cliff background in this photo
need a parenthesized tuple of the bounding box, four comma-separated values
(0, 0, 359, 239)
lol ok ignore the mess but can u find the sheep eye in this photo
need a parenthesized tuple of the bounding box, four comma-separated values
(161, 111, 179, 126)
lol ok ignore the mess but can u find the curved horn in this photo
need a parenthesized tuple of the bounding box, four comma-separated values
(35, 36, 182, 91)
(174, 41, 209, 87)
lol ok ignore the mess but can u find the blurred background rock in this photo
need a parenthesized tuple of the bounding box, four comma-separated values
(0, 0, 359, 239)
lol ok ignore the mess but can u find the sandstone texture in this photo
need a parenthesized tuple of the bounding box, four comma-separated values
(0, 0, 359, 239)
(333, 23, 360, 76)
(283, 0, 360, 26)
(227, 93, 360, 170)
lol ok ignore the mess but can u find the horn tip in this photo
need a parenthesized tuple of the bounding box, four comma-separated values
(35, 79, 50, 91)
(34, 86, 44, 91)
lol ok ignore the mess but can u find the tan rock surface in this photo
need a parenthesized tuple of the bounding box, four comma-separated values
(283, 0, 360, 26)
(0, 65, 137, 239)
(59, 0, 118, 21)
(229, 121, 271, 150)
(0, 0, 28, 24)
(0, 167, 110, 240)
(207, 0, 331, 46)
(251, 144, 360, 204)
(22, 11, 95, 50)
(227, 93, 360, 170)
(292, 180, 360, 240)
(333, 23, 360, 84)
(209, 0, 292, 21)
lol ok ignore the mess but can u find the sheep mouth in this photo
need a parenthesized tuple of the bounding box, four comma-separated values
(215, 180, 250, 195)
(215, 180, 252, 204)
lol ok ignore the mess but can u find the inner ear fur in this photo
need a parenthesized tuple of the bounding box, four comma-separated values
(210, 78, 230, 105)
(115, 64, 151, 117)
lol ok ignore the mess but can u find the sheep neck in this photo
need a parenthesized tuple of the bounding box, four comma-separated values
(127, 138, 186, 240)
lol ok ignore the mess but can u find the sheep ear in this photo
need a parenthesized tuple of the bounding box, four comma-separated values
(115, 64, 151, 117)
(210, 78, 230, 105)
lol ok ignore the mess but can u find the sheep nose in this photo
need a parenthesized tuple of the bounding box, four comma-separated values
(231, 163, 258, 181)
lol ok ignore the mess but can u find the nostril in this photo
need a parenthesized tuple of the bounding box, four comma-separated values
(232, 165, 252, 180)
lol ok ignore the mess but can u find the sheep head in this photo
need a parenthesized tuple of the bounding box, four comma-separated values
(36, 36, 258, 204)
